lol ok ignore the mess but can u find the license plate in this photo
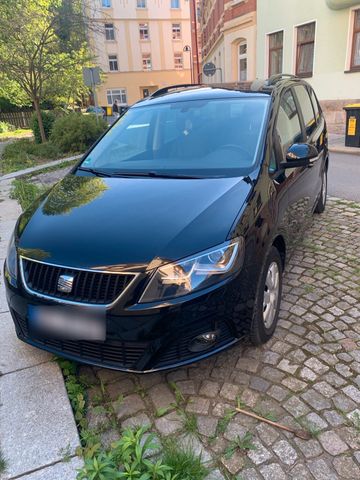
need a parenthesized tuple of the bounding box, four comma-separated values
(28, 305, 106, 341)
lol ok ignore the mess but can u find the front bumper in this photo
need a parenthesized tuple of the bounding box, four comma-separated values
(5, 264, 254, 373)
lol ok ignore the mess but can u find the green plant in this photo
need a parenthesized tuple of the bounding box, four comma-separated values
(10, 179, 48, 210)
(50, 113, 107, 154)
(162, 438, 208, 480)
(224, 432, 256, 459)
(182, 412, 198, 435)
(0, 121, 15, 133)
(31, 110, 56, 143)
(77, 453, 120, 480)
(1, 138, 61, 173)
(0, 449, 7, 475)
(216, 409, 236, 435)
(295, 418, 321, 438)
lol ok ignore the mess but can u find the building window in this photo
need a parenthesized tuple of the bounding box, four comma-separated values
(106, 89, 127, 106)
(172, 23, 181, 40)
(105, 23, 115, 41)
(238, 41, 247, 81)
(108, 54, 118, 71)
(142, 53, 152, 71)
(268, 31, 283, 76)
(101, 0, 111, 7)
(174, 52, 183, 69)
(351, 9, 360, 69)
(137, 0, 146, 8)
(171, 0, 180, 8)
(296, 22, 315, 77)
(139, 23, 149, 40)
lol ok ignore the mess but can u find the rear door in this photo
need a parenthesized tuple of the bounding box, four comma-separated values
(292, 84, 324, 209)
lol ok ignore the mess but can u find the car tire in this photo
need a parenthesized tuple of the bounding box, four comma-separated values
(314, 168, 327, 214)
(249, 246, 283, 345)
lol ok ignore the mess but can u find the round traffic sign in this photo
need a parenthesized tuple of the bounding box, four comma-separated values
(203, 62, 216, 77)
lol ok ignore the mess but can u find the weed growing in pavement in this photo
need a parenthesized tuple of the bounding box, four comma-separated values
(162, 437, 209, 480)
(57, 359, 87, 429)
(0, 449, 7, 475)
(295, 418, 321, 438)
(182, 412, 198, 435)
(224, 431, 256, 459)
(58, 443, 73, 463)
(216, 408, 237, 436)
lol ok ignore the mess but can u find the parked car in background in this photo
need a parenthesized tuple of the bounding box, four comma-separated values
(5, 75, 328, 372)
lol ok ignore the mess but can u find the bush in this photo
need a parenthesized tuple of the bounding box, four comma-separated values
(1, 139, 61, 174)
(30, 110, 56, 143)
(50, 113, 107, 154)
(0, 121, 15, 133)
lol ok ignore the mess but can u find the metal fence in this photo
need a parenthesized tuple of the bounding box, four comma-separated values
(0, 111, 33, 129)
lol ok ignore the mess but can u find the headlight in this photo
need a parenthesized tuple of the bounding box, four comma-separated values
(5, 232, 17, 281)
(140, 237, 245, 303)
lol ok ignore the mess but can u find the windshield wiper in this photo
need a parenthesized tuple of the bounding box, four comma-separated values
(77, 166, 112, 177)
(107, 171, 204, 179)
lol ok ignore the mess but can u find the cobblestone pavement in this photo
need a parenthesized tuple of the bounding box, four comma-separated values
(77, 197, 360, 480)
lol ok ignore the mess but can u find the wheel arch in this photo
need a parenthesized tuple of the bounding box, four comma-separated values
(272, 235, 286, 269)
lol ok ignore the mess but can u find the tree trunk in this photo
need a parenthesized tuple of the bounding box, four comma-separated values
(33, 97, 46, 143)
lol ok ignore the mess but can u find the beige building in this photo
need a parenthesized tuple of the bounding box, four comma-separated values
(256, 0, 360, 133)
(89, 0, 192, 107)
(200, 0, 257, 84)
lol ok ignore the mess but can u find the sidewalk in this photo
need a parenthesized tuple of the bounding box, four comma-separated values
(328, 133, 360, 155)
(0, 179, 82, 480)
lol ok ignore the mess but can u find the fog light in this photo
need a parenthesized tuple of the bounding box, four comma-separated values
(188, 331, 218, 353)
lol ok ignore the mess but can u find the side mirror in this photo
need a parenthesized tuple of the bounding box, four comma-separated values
(281, 143, 318, 169)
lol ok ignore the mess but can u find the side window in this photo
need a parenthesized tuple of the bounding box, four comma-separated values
(293, 85, 316, 137)
(310, 89, 321, 125)
(275, 89, 302, 157)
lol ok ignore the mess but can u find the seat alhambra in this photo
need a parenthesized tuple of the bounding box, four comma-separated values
(5, 75, 328, 372)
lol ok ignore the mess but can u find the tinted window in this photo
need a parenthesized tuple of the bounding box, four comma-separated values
(310, 89, 320, 124)
(294, 85, 316, 137)
(81, 97, 270, 178)
(276, 90, 302, 156)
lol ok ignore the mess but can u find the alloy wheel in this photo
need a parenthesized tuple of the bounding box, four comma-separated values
(263, 261, 280, 328)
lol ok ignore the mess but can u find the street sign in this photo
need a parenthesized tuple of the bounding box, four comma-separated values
(82, 67, 101, 87)
(203, 62, 216, 77)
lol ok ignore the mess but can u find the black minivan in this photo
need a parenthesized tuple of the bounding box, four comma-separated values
(5, 75, 328, 372)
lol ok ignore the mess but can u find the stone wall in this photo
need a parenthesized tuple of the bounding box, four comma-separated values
(320, 99, 360, 134)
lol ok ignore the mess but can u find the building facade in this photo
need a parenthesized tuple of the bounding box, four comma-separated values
(256, 0, 360, 132)
(199, 0, 257, 84)
(89, 0, 193, 107)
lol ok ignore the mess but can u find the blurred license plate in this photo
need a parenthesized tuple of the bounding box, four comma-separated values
(28, 305, 106, 341)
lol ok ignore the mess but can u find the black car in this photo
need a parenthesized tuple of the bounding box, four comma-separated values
(4, 75, 328, 373)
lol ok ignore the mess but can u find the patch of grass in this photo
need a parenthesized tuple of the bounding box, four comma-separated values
(304, 284, 315, 294)
(0, 449, 7, 475)
(182, 412, 198, 435)
(10, 178, 48, 210)
(0, 128, 32, 141)
(1, 138, 62, 174)
(224, 431, 256, 459)
(162, 437, 209, 480)
(295, 418, 321, 438)
(216, 408, 237, 436)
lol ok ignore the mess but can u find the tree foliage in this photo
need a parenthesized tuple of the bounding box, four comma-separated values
(0, 0, 96, 141)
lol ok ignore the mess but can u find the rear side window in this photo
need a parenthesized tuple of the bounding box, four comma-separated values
(310, 89, 321, 124)
(276, 89, 302, 155)
(293, 85, 316, 137)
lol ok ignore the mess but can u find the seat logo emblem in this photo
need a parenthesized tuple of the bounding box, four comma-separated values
(57, 274, 74, 293)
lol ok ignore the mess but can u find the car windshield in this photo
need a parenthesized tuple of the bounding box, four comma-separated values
(80, 96, 270, 178)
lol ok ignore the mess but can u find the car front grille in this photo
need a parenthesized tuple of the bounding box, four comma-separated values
(21, 257, 135, 305)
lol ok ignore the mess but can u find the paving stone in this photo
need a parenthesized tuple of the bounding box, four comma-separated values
(333, 455, 360, 478)
(122, 413, 151, 429)
(186, 396, 210, 415)
(179, 434, 212, 463)
(249, 376, 270, 392)
(342, 384, 360, 403)
(238, 468, 261, 480)
(289, 463, 312, 479)
(240, 388, 260, 408)
(301, 390, 331, 410)
(199, 380, 220, 398)
(283, 396, 310, 417)
(106, 379, 135, 400)
(294, 438, 323, 458)
(154, 411, 183, 435)
(304, 412, 328, 430)
(272, 439, 298, 465)
(313, 381, 337, 398)
(97, 369, 128, 385)
(197, 415, 218, 437)
(255, 423, 279, 446)
(247, 440, 272, 465)
(267, 385, 288, 401)
(307, 458, 338, 480)
(223, 420, 247, 442)
(113, 394, 146, 420)
(260, 463, 287, 480)
(236, 357, 259, 373)
(323, 409, 345, 426)
(148, 383, 175, 410)
(173, 380, 196, 395)
(304, 358, 329, 374)
(337, 426, 360, 450)
(299, 367, 317, 381)
(318, 430, 349, 455)
(282, 377, 307, 392)
(100, 428, 120, 449)
(220, 382, 240, 401)
(333, 393, 357, 412)
(87, 406, 109, 430)
(204, 469, 225, 480)
(278, 359, 299, 375)
(221, 451, 244, 474)
(17, 457, 84, 480)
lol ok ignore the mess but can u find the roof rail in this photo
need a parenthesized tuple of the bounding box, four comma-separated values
(267, 74, 300, 86)
(150, 84, 201, 98)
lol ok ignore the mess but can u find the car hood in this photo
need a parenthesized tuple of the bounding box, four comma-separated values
(17, 174, 252, 270)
